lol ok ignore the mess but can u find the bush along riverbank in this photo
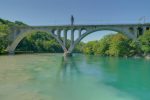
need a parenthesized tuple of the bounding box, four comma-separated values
(82, 30, 150, 59)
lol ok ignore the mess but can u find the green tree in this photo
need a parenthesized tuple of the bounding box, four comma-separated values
(95, 34, 113, 55)
(74, 42, 85, 53)
(0, 24, 10, 53)
(16, 32, 63, 53)
(0, 18, 27, 54)
(82, 33, 131, 57)
(83, 41, 98, 54)
(108, 33, 130, 56)
(128, 40, 142, 56)
(138, 30, 150, 54)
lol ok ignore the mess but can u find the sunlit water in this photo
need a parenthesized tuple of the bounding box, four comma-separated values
(0, 53, 150, 100)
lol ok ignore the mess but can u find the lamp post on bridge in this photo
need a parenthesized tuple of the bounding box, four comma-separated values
(139, 16, 148, 24)
(71, 15, 74, 26)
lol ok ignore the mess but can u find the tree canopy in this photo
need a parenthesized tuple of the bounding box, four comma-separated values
(82, 31, 150, 57)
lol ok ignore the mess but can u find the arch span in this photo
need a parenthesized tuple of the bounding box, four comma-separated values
(68, 28, 130, 53)
(7, 30, 67, 54)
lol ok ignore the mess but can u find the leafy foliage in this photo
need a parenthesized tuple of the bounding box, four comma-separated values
(107, 34, 130, 56)
(0, 18, 27, 54)
(16, 32, 63, 53)
(0, 24, 10, 53)
(82, 31, 150, 57)
(138, 30, 150, 54)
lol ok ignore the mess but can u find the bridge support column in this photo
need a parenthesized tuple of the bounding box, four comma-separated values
(6, 46, 15, 55)
(71, 30, 74, 45)
(63, 30, 67, 47)
(57, 30, 61, 39)
(143, 27, 146, 35)
(134, 28, 138, 38)
(78, 30, 81, 37)
(63, 52, 72, 57)
(8, 49, 15, 55)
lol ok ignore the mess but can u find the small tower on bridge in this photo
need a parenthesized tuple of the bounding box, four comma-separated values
(71, 15, 74, 26)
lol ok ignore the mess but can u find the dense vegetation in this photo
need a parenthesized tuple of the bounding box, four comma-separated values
(0, 18, 83, 54)
(82, 31, 150, 57)
(16, 32, 63, 53)
(0, 18, 150, 58)
(0, 18, 27, 54)
(0, 24, 9, 53)
(16, 32, 85, 53)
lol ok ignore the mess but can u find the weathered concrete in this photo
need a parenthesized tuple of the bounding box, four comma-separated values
(64, 52, 72, 57)
(6, 23, 150, 55)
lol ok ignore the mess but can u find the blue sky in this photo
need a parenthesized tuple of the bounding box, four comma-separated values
(0, 0, 150, 42)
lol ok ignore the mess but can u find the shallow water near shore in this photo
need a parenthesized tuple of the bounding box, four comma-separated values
(0, 53, 150, 100)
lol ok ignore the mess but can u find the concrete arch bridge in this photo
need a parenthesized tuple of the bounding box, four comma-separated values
(7, 23, 150, 56)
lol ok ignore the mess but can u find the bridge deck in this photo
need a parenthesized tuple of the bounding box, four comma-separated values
(30, 23, 150, 28)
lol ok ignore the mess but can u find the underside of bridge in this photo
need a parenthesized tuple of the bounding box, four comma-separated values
(6, 24, 150, 56)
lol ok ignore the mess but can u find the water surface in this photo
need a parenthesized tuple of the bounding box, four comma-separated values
(0, 54, 150, 100)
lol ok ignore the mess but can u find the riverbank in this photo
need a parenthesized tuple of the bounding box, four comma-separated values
(1, 52, 150, 60)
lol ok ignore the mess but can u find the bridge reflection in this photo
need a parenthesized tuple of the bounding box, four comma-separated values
(57, 56, 80, 80)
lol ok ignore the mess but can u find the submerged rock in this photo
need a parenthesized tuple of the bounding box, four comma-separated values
(145, 54, 150, 60)
(133, 54, 142, 59)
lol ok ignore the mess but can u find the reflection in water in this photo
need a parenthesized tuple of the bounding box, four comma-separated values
(103, 58, 150, 100)
(0, 54, 150, 100)
(84, 56, 150, 100)
(57, 56, 80, 80)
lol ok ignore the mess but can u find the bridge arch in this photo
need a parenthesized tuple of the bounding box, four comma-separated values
(68, 28, 129, 52)
(7, 29, 66, 54)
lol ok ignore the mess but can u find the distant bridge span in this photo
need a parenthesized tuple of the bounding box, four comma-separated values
(7, 23, 150, 56)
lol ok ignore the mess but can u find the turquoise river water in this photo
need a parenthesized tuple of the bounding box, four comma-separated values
(0, 53, 150, 100)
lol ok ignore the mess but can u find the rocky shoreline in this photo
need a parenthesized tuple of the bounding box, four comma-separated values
(133, 54, 150, 60)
